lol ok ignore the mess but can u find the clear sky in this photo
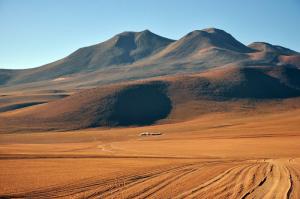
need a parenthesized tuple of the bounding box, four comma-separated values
(1, 0, 299, 69)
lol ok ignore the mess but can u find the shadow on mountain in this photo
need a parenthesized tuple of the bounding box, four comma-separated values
(219, 67, 300, 99)
(0, 102, 45, 113)
(109, 83, 171, 126)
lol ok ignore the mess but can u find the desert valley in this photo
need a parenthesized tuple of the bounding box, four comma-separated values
(1, 27, 300, 198)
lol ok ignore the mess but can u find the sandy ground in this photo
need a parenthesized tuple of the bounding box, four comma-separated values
(1, 109, 300, 198)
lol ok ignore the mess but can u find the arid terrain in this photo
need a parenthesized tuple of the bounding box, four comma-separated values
(1, 104, 300, 198)
(1, 28, 300, 198)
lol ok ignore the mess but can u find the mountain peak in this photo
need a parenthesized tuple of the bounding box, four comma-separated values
(179, 28, 253, 53)
(50, 29, 174, 76)
(248, 42, 298, 55)
(114, 31, 135, 38)
(140, 29, 152, 34)
(115, 29, 155, 38)
(185, 28, 229, 36)
(202, 27, 226, 34)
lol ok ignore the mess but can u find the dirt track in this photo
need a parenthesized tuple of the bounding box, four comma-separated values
(1, 158, 299, 198)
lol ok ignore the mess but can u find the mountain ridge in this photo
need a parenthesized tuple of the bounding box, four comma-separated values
(0, 28, 299, 91)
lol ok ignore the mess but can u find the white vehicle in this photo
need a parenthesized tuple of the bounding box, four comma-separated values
(139, 132, 162, 136)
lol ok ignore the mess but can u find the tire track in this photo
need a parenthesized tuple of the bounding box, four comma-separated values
(286, 164, 300, 199)
(198, 165, 255, 198)
(242, 160, 294, 199)
(124, 167, 198, 199)
(2, 164, 186, 198)
(174, 163, 250, 199)
(230, 162, 269, 198)
(87, 162, 224, 199)
(241, 163, 273, 199)
(84, 163, 202, 199)
(3, 161, 214, 199)
(4, 159, 298, 199)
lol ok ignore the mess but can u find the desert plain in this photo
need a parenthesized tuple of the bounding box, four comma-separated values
(1, 98, 300, 198)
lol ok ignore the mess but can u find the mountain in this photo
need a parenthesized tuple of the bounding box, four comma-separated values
(41, 29, 174, 72)
(153, 28, 253, 59)
(2, 30, 174, 85)
(0, 27, 300, 132)
(127, 28, 254, 72)
(1, 28, 299, 92)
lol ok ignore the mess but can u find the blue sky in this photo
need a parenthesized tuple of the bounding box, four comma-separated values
(1, 0, 299, 69)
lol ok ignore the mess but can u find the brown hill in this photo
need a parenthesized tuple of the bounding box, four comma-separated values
(1, 64, 300, 132)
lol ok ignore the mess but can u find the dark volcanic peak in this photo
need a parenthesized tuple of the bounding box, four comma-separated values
(248, 42, 298, 55)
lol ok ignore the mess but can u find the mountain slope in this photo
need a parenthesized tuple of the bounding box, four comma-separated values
(154, 28, 253, 59)
(248, 42, 298, 55)
(0, 69, 17, 85)
(129, 28, 253, 68)
(1, 64, 300, 132)
(5, 30, 174, 85)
